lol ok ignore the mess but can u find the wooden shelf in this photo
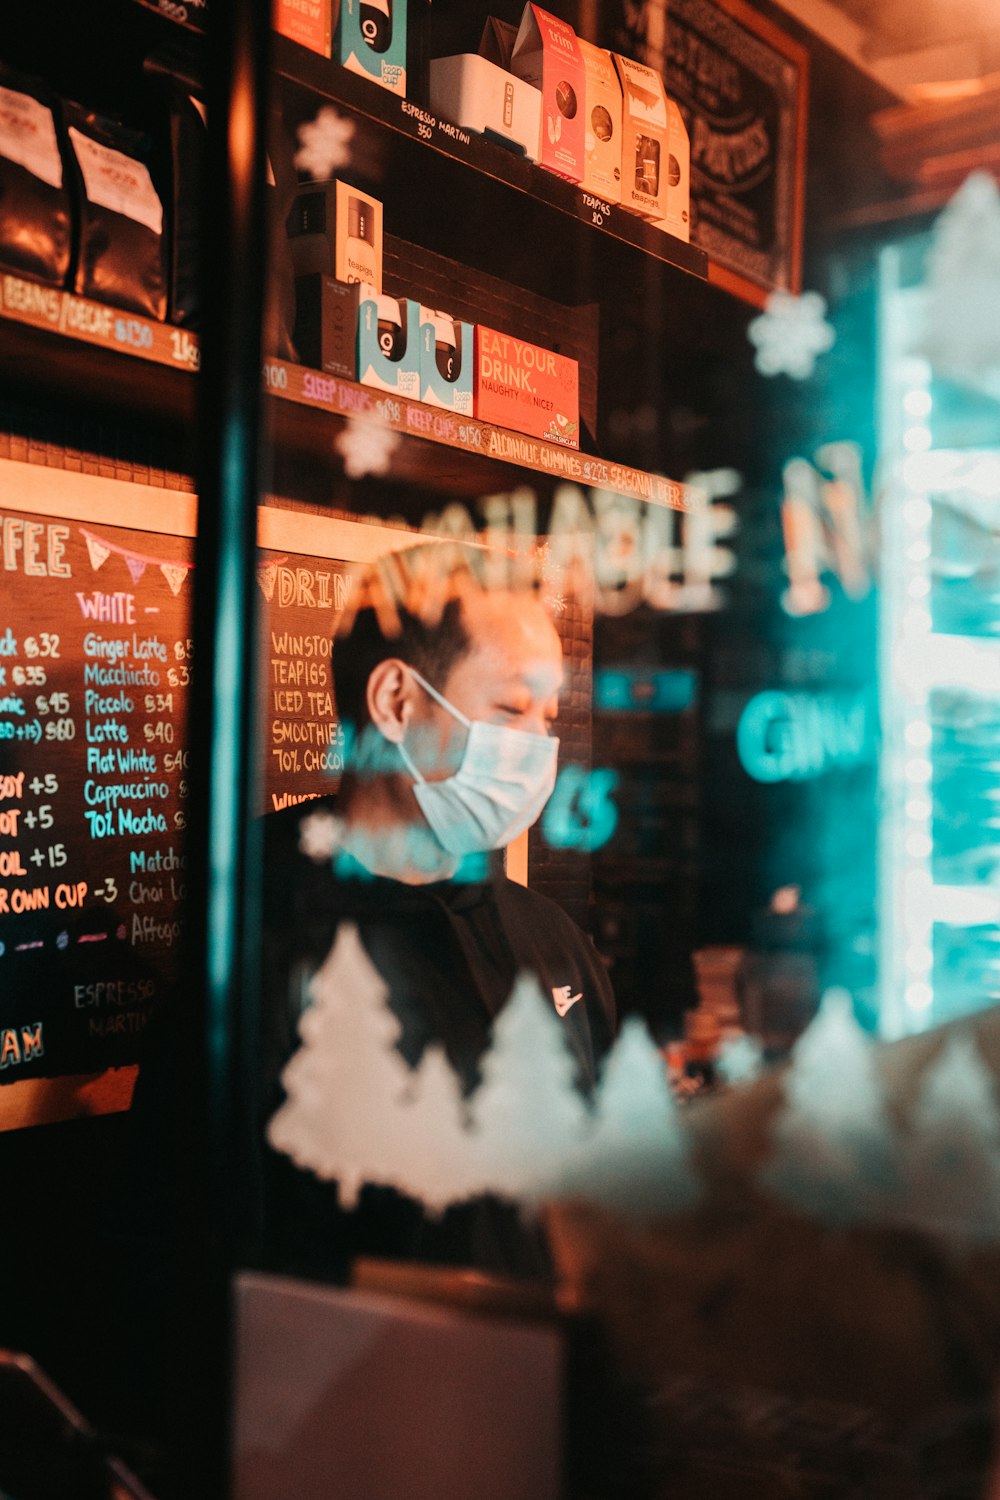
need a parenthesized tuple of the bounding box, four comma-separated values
(123, 11, 710, 286)
(265, 359, 692, 509)
(272, 37, 708, 285)
(0, 275, 692, 511)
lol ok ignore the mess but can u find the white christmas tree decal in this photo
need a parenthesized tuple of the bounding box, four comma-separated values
(398, 1044, 476, 1218)
(467, 973, 591, 1207)
(565, 1017, 699, 1217)
(268, 937, 1000, 1244)
(747, 289, 835, 379)
(924, 171, 1000, 397)
(267, 924, 415, 1208)
(760, 988, 898, 1223)
(267, 937, 703, 1222)
(896, 1032, 1000, 1243)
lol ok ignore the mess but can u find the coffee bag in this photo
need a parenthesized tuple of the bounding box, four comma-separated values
(64, 102, 167, 320)
(0, 70, 71, 286)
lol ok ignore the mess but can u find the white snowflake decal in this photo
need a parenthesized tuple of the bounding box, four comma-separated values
(747, 289, 835, 380)
(294, 106, 355, 180)
(924, 171, 1000, 396)
(335, 414, 401, 479)
(298, 809, 343, 863)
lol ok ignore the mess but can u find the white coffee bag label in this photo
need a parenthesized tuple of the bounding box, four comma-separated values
(68, 126, 163, 235)
(0, 86, 63, 189)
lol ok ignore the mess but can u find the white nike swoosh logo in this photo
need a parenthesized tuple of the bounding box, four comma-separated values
(552, 986, 583, 1017)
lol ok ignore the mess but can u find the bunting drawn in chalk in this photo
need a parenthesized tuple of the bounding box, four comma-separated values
(79, 526, 193, 594)
(256, 556, 288, 602)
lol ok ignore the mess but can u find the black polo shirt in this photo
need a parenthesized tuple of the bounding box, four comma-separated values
(260, 798, 616, 1279)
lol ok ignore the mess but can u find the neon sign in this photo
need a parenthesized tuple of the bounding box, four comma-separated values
(737, 688, 875, 783)
(542, 764, 620, 851)
(782, 441, 871, 616)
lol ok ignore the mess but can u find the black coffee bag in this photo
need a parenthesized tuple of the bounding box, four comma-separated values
(168, 90, 205, 326)
(267, 108, 299, 361)
(145, 56, 205, 327)
(0, 70, 71, 286)
(63, 102, 167, 320)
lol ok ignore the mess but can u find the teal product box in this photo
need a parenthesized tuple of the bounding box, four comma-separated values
(335, 0, 407, 96)
(358, 287, 420, 397)
(419, 309, 474, 413)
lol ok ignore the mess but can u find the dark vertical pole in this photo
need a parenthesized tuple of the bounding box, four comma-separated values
(171, 0, 271, 1492)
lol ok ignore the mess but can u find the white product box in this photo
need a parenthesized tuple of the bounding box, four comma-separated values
(357, 286, 420, 397)
(419, 307, 474, 413)
(429, 53, 542, 160)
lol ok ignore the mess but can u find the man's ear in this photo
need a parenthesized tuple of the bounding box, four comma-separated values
(366, 657, 414, 745)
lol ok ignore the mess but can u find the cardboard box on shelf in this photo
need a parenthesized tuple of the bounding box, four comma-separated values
(479, 16, 518, 68)
(577, 39, 622, 204)
(613, 53, 670, 220)
(358, 288, 420, 396)
(428, 55, 542, 160)
(475, 326, 579, 447)
(652, 99, 691, 242)
(286, 180, 383, 292)
(337, 182, 382, 287)
(509, 4, 586, 183)
(420, 309, 474, 413)
(294, 274, 360, 379)
(273, 0, 333, 56)
(335, 0, 406, 96)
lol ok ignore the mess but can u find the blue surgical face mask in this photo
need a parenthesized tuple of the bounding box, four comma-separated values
(395, 667, 559, 857)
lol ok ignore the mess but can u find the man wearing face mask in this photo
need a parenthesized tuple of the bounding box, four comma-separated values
(259, 542, 616, 1279)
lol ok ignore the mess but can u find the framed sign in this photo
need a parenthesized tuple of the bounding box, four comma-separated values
(665, 0, 809, 304)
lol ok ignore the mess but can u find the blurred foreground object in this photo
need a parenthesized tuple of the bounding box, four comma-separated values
(923, 172, 1000, 398)
(546, 1002, 1000, 1499)
(231, 1271, 561, 1500)
(0, 1351, 155, 1500)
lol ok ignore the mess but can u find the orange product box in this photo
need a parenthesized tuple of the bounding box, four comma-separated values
(577, 39, 622, 203)
(475, 326, 579, 448)
(509, 4, 586, 183)
(651, 99, 692, 242)
(665, 97, 691, 241)
(273, 0, 332, 56)
(613, 52, 670, 220)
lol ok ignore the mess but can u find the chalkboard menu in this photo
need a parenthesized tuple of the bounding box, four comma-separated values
(256, 546, 353, 811)
(0, 468, 408, 1131)
(663, 0, 808, 300)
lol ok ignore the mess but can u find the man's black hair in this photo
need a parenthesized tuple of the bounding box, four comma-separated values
(331, 542, 549, 737)
(331, 592, 470, 736)
(330, 543, 486, 736)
